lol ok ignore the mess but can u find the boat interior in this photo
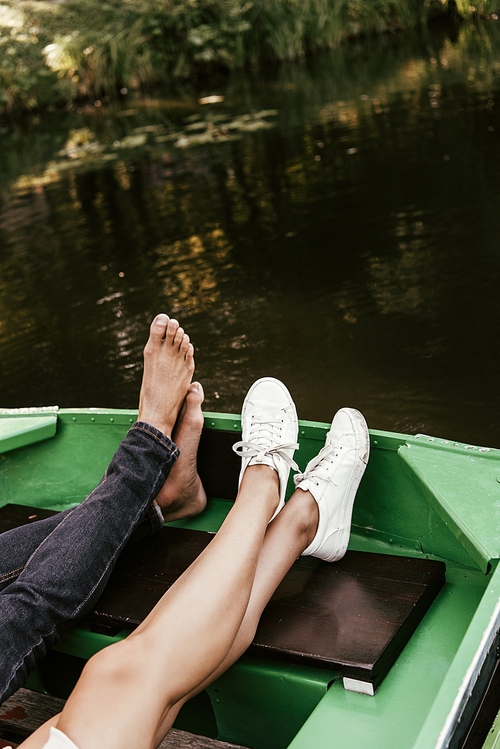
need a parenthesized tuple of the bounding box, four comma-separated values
(1, 408, 500, 749)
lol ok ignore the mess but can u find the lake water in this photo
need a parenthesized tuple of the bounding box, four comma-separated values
(1, 21, 499, 447)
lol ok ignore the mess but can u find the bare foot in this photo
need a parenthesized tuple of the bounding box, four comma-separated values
(156, 381, 207, 521)
(138, 315, 195, 438)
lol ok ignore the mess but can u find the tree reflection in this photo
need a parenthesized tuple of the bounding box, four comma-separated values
(1, 22, 500, 445)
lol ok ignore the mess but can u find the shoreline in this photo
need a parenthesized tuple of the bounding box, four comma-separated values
(1, 0, 498, 118)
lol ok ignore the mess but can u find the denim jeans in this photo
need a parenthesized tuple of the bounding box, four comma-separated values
(0, 421, 179, 705)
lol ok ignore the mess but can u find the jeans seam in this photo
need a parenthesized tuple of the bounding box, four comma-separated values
(0, 566, 25, 583)
(60, 463, 167, 617)
(129, 425, 177, 454)
(150, 500, 164, 532)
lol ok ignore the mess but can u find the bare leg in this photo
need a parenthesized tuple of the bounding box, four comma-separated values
(48, 465, 280, 749)
(16, 488, 319, 749)
(17, 714, 60, 749)
(189, 488, 319, 685)
(156, 382, 207, 522)
(153, 488, 319, 742)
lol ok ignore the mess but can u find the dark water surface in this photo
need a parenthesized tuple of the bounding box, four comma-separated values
(1, 23, 500, 447)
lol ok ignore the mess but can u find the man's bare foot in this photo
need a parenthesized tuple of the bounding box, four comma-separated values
(138, 315, 195, 439)
(156, 381, 207, 521)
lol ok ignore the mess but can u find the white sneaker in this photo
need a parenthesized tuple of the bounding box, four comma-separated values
(233, 377, 299, 521)
(294, 408, 369, 562)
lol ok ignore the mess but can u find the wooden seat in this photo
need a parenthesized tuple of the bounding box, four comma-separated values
(88, 525, 445, 694)
(0, 499, 445, 695)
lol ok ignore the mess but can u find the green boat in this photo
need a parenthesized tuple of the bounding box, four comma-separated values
(1, 407, 500, 749)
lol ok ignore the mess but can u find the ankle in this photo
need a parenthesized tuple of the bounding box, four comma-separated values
(243, 463, 280, 492)
(239, 464, 280, 517)
(288, 489, 320, 546)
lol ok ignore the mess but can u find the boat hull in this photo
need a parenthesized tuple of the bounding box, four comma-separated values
(1, 407, 499, 749)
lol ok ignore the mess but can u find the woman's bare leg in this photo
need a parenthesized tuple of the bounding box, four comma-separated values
(152, 488, 320, 742)
(192, 488, 319, 680)
(18, 489, 318, 749)
(16, 714, 61, 749)
(48, 465, 281, 749)
(157, 407, 370, 740)
(15, 489, 318, 749)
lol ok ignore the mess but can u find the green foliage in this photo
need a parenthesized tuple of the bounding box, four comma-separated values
(243, 0, 426, 62)
(0, 4, 64, 112)
(0, 0, 496, 116)
(44, 0, 253, 93)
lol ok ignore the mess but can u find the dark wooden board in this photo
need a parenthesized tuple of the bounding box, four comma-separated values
(0, 505, 57, 533)
(0, 503, 445, 692)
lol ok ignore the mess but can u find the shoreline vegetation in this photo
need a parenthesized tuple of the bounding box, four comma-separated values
(1, 0, 499, 117)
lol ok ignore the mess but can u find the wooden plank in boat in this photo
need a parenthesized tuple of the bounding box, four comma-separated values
(0, 504, 445, 694)
(0, 505, 57, 533)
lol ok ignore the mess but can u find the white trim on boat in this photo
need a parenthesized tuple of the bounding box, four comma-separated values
(435, 595, 500, 749)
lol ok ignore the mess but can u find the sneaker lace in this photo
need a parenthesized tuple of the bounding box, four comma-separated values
(293, 441, 345, 487)
(233, 414, 299, 471)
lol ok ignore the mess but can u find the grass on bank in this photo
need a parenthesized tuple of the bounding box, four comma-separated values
(0, 0, 499, 115)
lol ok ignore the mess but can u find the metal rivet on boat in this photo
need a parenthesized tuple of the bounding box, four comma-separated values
(72, 417, 76, 422)
(373, 440, 378, 446)
(497, 476, 500, 483)
(91, 417, 95, 422)
(110, 418, 114, 423)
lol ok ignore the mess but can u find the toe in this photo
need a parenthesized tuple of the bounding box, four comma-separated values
(180, 333, 191, 355)
(166, 318, 180, 344)
(186, 381, 204, 405)
(146, 314, 169, 352)
(173, 326, 185, 349)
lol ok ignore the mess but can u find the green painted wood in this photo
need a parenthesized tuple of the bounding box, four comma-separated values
(399, 439, 500, 572)
(289, 566, 492, 749)
(2, 408, 500, 749)
(0, 414, 57, 455)
(482, 709, 500, 749)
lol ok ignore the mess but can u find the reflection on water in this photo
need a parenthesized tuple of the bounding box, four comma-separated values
(1, 23, 500, 447)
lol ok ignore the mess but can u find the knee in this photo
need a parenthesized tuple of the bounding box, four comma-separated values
(83, 638, 145, 689)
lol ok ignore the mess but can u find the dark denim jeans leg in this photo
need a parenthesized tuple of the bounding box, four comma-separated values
(0, 421, 178, 704)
